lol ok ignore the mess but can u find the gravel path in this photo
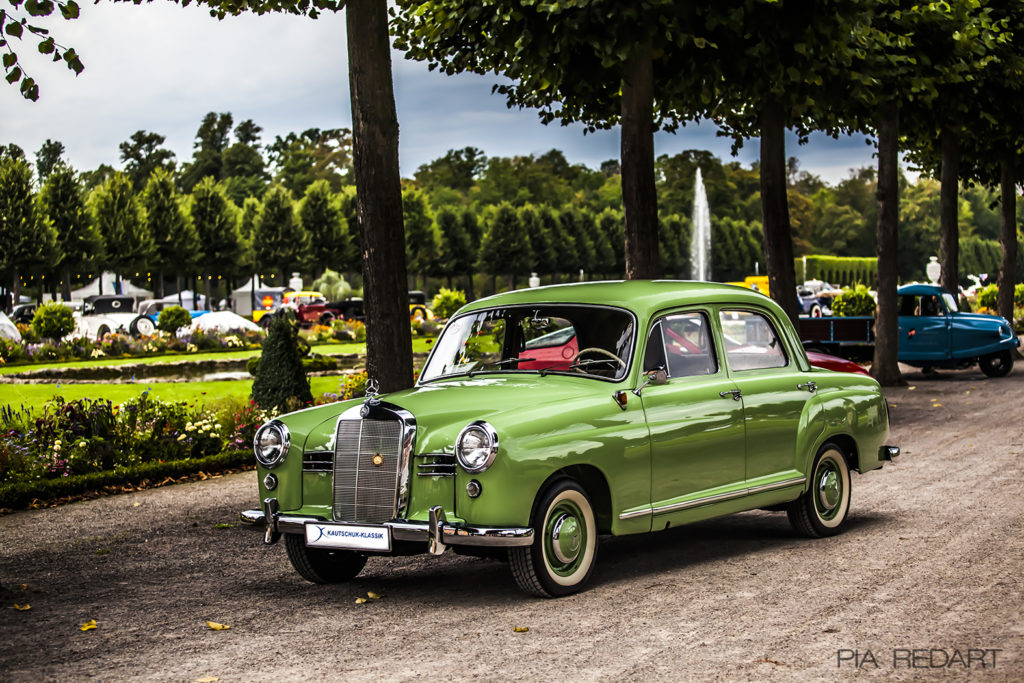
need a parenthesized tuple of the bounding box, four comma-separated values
(2, 365, 1022, 681)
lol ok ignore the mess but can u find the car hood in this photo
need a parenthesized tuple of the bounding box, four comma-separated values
(299, 374, 619, 454)
(953, 312, 1010, 327)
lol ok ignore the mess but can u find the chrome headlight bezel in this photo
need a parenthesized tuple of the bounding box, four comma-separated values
(254, 421, 290, 469)
(456, 421, 499, 473)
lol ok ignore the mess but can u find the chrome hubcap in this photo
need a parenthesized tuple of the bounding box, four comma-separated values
(818, 469, 840, 511)
(550, 513, 581, 564)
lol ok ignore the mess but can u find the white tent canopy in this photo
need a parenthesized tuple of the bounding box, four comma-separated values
(0, 311, 20, 341)
(70, 272, 153, 301)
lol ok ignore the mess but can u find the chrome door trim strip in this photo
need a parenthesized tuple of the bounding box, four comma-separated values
(618, 476, 806, 520)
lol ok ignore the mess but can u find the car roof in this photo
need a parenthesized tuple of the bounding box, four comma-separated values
(898, 283, 947, 296)
(459, 280, 785, 321)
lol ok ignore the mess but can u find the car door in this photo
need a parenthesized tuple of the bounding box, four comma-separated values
(717, 307, 814, 486)
(638, 310, 747, 517)
(898, 293, 951, 362)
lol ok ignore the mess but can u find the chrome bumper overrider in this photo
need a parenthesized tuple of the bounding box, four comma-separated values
(242, 499, 533, 552)
(880, 445, 900, 463)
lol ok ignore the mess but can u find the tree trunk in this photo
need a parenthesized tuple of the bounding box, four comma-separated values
(997, 155, 1017, 323)
(192, 275, 199, 310)
(203, 273, 213, 311)
(871, 102, 904, 387)
(347, 0, 413, 393)
(62, 265, 72, 302)
(620, 38, 659, 279)
(465, 271, 475, 300)
(177, 273, 183, 307)
(11, 271, 19, 310)
(939, 128, 960, 294)
(759, 97, 799, 325)
(155, 269, 165, 299)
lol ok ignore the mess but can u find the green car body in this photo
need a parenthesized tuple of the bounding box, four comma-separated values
(247, 281, 897, 597)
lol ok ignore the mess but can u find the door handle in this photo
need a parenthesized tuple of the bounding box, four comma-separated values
(719, 389, 742, 400)
(798, 381, 817, 393)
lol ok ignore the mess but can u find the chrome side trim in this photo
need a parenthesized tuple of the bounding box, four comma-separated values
(271, 514, 534, 548)
(617, 476, 807, 520)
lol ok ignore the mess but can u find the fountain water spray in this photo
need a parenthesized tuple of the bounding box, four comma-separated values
(690, 168, 711, 281)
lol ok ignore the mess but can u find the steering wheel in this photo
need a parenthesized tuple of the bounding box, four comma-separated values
(571, 347, 626, 372)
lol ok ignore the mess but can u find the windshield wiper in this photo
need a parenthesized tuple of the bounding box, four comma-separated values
(467, 358, 536, 378)
(539, 358, 616, 376)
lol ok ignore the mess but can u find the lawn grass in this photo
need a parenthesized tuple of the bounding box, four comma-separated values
(1, 376, 347, 412)
(0, 337, 435, 376)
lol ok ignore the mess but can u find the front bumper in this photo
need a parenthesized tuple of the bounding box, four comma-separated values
(241, 499, 533, 554)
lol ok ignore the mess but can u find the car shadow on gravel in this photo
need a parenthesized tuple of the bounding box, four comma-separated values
(230, 512, 891, 605)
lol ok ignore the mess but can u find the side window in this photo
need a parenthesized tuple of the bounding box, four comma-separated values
(719, 309, 787, 371)
(661, 312, 717, 377)
(645, 312, 717, 377)
(643, 322, 667, 372)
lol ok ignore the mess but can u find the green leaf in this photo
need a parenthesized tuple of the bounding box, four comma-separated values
(6, 21, 24, 38)
(2, 53, 14, 68)
(693, 36, 706, 49)
(61, 1, 80, 20)
(6, 65, 21, 83)
(37, 36, 54, 54)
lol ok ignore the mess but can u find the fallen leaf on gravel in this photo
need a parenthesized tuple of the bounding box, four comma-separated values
(13, 603, 30, 611)
(354, 597, 368, 604)
(513, 626, 529, 633)
(908, 386, 916, 390)
(133, 502, 140, 507)
(366, 591, 381, 600)
(755, 658, 784, 666)
(194, 677, 219, 682)
(205, 621, 230, 631)
(80, 619, 97, 631)
(932, 403, 943, 407)
(212, 523, 234, 529)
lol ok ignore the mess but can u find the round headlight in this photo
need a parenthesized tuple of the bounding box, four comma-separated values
(456, 421, 499, 473)
(254, 422, 290, 468)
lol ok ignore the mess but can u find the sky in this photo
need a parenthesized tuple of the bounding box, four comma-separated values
(1, 3, 884, 185)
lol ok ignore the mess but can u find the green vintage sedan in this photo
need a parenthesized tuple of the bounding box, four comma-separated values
(244, 281, 898, 597)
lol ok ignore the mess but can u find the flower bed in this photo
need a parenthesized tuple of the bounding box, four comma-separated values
(0, 394, 276, 509)
(0, 328, 265, 368)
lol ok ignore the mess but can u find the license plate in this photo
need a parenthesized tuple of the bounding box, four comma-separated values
(305, 522, 391, 552)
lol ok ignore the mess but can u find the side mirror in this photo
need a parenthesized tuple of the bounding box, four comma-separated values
(633, 368, 668, 396)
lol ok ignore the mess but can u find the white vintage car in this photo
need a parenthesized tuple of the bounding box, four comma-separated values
(74, 295, 149, 339)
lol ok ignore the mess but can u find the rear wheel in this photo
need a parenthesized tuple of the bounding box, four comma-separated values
(788, 443, 851, 538)
(96, 325, 111, 339)
(284, 534, 367, 584)
(410, 306, 428, 322)
(320, 312, 336, 326)
(509, 479, 597, 597)
(979, 350, 1013, 378)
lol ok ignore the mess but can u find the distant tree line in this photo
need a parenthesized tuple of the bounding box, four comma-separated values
(1, 112, 1022, 311)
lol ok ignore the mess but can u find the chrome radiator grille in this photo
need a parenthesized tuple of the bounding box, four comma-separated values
(332, 418, 403, 523)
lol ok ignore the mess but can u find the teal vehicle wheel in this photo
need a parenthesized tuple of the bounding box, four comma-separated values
(787, 443, 851, 538)
(284, 534, 367, 584)
(979, 350, 1013, 378)
(510, 479, 598, 597)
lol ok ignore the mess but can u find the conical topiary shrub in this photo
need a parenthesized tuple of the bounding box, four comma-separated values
(251, 315, 313, 411)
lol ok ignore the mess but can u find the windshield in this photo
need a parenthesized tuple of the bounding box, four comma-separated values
(420, 305, 635, 382)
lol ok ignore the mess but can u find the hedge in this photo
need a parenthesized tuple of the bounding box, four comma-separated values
(0, 449, 254, 510)
(796, 255, 878, 287)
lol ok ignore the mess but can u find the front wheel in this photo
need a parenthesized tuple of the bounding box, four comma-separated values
(284, 534, 367, 584)
(509, 479, 598, 598)
(979, 350, 1013, 378)
(130, 315, 155, 337)
(788, 443, 852, 538)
